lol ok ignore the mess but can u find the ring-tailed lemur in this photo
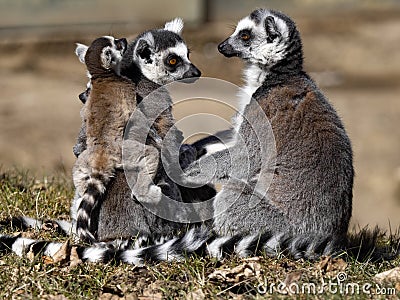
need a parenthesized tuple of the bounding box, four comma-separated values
(180, 8, 355, 256)
(0, 19, 215, 253)
(71, 35, 153, 243)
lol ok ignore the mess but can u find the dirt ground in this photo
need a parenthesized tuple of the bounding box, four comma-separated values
(0, 9, 399, 230)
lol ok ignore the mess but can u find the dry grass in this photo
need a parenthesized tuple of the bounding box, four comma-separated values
(0, 170, 400, 299)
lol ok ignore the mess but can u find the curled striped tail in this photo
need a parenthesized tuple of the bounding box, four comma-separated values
(2, 228, 397, 265)
(0, 227, 212, 265)
(56, 229, 342, 264)
(76, 177, 107, 243)
(112, 229, 398, 264)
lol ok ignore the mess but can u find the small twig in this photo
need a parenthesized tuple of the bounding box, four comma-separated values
(216, 278, 252, 296)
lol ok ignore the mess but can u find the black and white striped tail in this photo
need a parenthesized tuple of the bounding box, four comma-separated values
(0, 216, 72, 237)
(1, 228, 368, 265)
(76, 178, 107, 243)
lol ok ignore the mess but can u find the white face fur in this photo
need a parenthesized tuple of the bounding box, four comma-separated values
(136, 39, 193, 85)
(133, 18, 200, 85)
(223, 12, 289, 66)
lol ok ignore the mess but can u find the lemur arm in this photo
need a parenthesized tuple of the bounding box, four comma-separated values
(190, 129, 234, 159)
(73, 123, 87, 158)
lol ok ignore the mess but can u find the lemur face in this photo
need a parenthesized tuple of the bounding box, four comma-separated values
(218, 9, 290, 67)
(78, 80, 92, 104)
(133, 18, 201, 85)
(76, 36, 127, 76)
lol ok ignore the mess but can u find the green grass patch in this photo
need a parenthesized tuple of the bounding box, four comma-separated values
(0, 169, 399, 299)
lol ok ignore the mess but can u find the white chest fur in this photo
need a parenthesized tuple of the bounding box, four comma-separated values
(233, 64, 267, 131)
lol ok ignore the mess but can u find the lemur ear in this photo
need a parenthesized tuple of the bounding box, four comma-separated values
(135, 33, 154, 63)
(100, 47, 113, 69)
(264, 16, 281, 43)
(75, 43, 88, 64)
(164, 18, 184, 35)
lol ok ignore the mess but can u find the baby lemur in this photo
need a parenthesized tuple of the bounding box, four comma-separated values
(72, 36, 141, 243)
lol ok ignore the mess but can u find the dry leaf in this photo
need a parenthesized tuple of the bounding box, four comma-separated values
(227, 293, 245, 300)
(208, 261, 263, 283)
(41, 241, 83, 267)
(43, 255, 54, 264)
(42, 295, 68, 300)
(26, 249, 35, 261)
(186, 289, 205, 300)
(283, 271, 302, 286)
(124, 294, 139, 300)
(43, 240, 70, 265)
(21, 231, 37, 239)
(41, 221, 59, 231)
(315, 256, 347, 277)
(69, 246, 83, 268)
(374, 267, 400, 283)
(243, 256, 261, 262)
(140, 282, 162, 300)
(53, 241, 70, 263)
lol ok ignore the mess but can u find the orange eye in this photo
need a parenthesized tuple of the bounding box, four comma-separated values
(169, 58, 177, 65)
(241, 33, 250, 41)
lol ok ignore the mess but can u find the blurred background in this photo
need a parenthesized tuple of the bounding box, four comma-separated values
(0, 0, 399, 230)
